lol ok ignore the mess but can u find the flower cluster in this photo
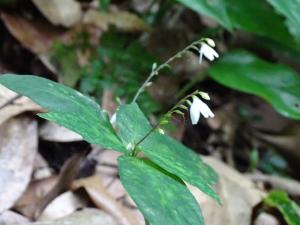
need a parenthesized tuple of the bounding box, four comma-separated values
(189, 38, 217, 124)
(110, 38, 218, 127)
(164, 90, 215, 126)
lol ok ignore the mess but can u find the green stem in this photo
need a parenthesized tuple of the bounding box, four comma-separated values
(134, 122, 160, 147)
(168, 89, 198, 114)
(133, 90, 199, 148)
(145, 219, 151, 225)
(131, 39, 203, 103)
(131, 39, 206, 150)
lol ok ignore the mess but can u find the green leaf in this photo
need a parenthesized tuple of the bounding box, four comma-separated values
(264, 190, 300, 225)
(99, 0, 111, 11)
(175, 0, 232, 29)
(116, 103, 220, 203)
(176, 0, 292, 45)
(0, 74, 126, 152)
(118, 156, 204, 225)
(266, 0, 300, 44)
(209, 50, 300, 120)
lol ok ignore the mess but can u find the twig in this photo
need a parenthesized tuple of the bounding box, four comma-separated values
(32, 151, 86, 220)
(0, 94, 22, 110)
(246, 173, 300, 196)
(72, 175, 139, 225)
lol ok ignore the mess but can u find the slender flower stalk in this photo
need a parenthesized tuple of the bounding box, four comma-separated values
(133, 90, 214, 149)
(132, 38, 219, 103)
(130, 38, 218, 154)
(132, 39, 206, 103)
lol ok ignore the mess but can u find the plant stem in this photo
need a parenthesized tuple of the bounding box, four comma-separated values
(145, 219, 151, 225)
(134, 122, 160, 147)
(131, 39, 203, 103)
(167, 89, 198, 114)
(131, 39, 205, 151)
(133, 90, 199, 148)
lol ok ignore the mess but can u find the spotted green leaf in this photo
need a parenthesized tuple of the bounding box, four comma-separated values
(116, 103, 220, 203)
(0, 74, 126, 152)
(118, 156, 204, 225)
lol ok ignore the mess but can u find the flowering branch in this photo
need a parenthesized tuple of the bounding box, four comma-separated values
(132, 39, 208, 103)
(133, 90, 214, 151)
(133, 91, 199, 148)
(129, 38, 218, 155)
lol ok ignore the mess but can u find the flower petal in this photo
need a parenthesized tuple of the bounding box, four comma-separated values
(200, 43, 219, 61)
(110, 113, 116, 124)
(211, 48, 219, 58)
(190, 97, 201, 124)
(198, 101, 214, 118)
(189, 96, 214, 124)
(199, 50, 203, 64)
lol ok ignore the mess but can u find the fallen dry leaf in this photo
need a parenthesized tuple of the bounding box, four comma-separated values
(14, 176, 57, 216)
(247, 173, 300, 196)
(72, 175, 139, 225)
(39, 191, 88, 221)
(32, 153, 54, 180)
(32, 208, 117, 225)
(254, 212, 280, 225)
(189, 156, 265, 225)
(32, 0, 82, 27)
(107, 179, 126, 200)
(0, 85, 42, 126)
(83, 9, 150, 32)
(253, 123, 300, 161)
(98, 150, 121, 167)
(95, 150, 120, 185)
(39, 122, 83, 142)
(0, 13, 67, 54)
(0, 116, 38, 213)
(0, 210, 30, 225)
(32, 152, 85, 220)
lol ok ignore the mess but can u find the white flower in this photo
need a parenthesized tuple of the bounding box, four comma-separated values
(199, 43, 219, 64)
(110, 113, 116, 125)
(189, 96, 214, 125)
